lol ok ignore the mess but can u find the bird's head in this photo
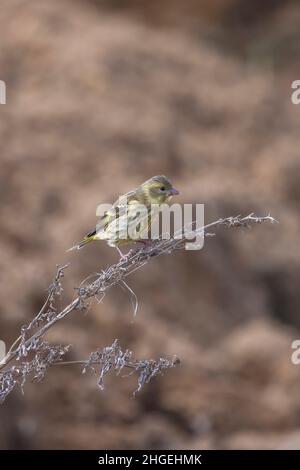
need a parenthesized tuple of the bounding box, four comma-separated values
(141, 175, 179, 205)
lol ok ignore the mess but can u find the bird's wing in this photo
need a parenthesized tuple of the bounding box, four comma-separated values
(105, 199, 149, 242)
(84, 206, 115, 239)
(85, 189, 143, 241)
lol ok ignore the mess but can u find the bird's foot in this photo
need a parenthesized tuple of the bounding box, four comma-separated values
(115, 246, 136, 262)
(139, 239, 157, 254)
(116, 240, 157, 262)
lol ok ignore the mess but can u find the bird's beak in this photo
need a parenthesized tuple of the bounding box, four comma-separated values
(170, 187, 179, 196)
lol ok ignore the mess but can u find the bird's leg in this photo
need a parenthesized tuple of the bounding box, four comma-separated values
(116, 246, 127, 261)
(140, 239, 154, 247)
(116, 239, 157, 262)
(116, 246, 136, 261)
(138, 239, 156, 252)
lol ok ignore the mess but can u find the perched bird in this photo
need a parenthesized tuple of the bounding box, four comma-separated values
(67, 175, 179, 254)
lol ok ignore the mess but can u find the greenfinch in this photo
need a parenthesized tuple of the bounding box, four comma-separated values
(68, 175, 179, 252)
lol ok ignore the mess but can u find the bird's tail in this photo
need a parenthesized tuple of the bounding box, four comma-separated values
(66, 235, 96, 252)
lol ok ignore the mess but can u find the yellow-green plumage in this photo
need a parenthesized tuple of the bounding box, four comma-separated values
(68, 175, 179, 251)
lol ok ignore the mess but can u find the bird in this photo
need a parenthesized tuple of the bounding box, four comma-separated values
(67, 175, 179, 255)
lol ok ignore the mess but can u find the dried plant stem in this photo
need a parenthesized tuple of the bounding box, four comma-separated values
(0, 213, 277, 400)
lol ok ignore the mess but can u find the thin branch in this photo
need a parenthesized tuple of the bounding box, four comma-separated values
(0, 214, 277, 401)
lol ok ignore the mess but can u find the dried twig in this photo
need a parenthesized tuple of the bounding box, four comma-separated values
(0, 214, 277, 402)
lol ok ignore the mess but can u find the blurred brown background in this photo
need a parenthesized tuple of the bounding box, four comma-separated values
(1, 0, 300, 450)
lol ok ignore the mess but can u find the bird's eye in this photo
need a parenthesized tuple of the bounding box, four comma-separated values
(160, 186, 166, 192)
